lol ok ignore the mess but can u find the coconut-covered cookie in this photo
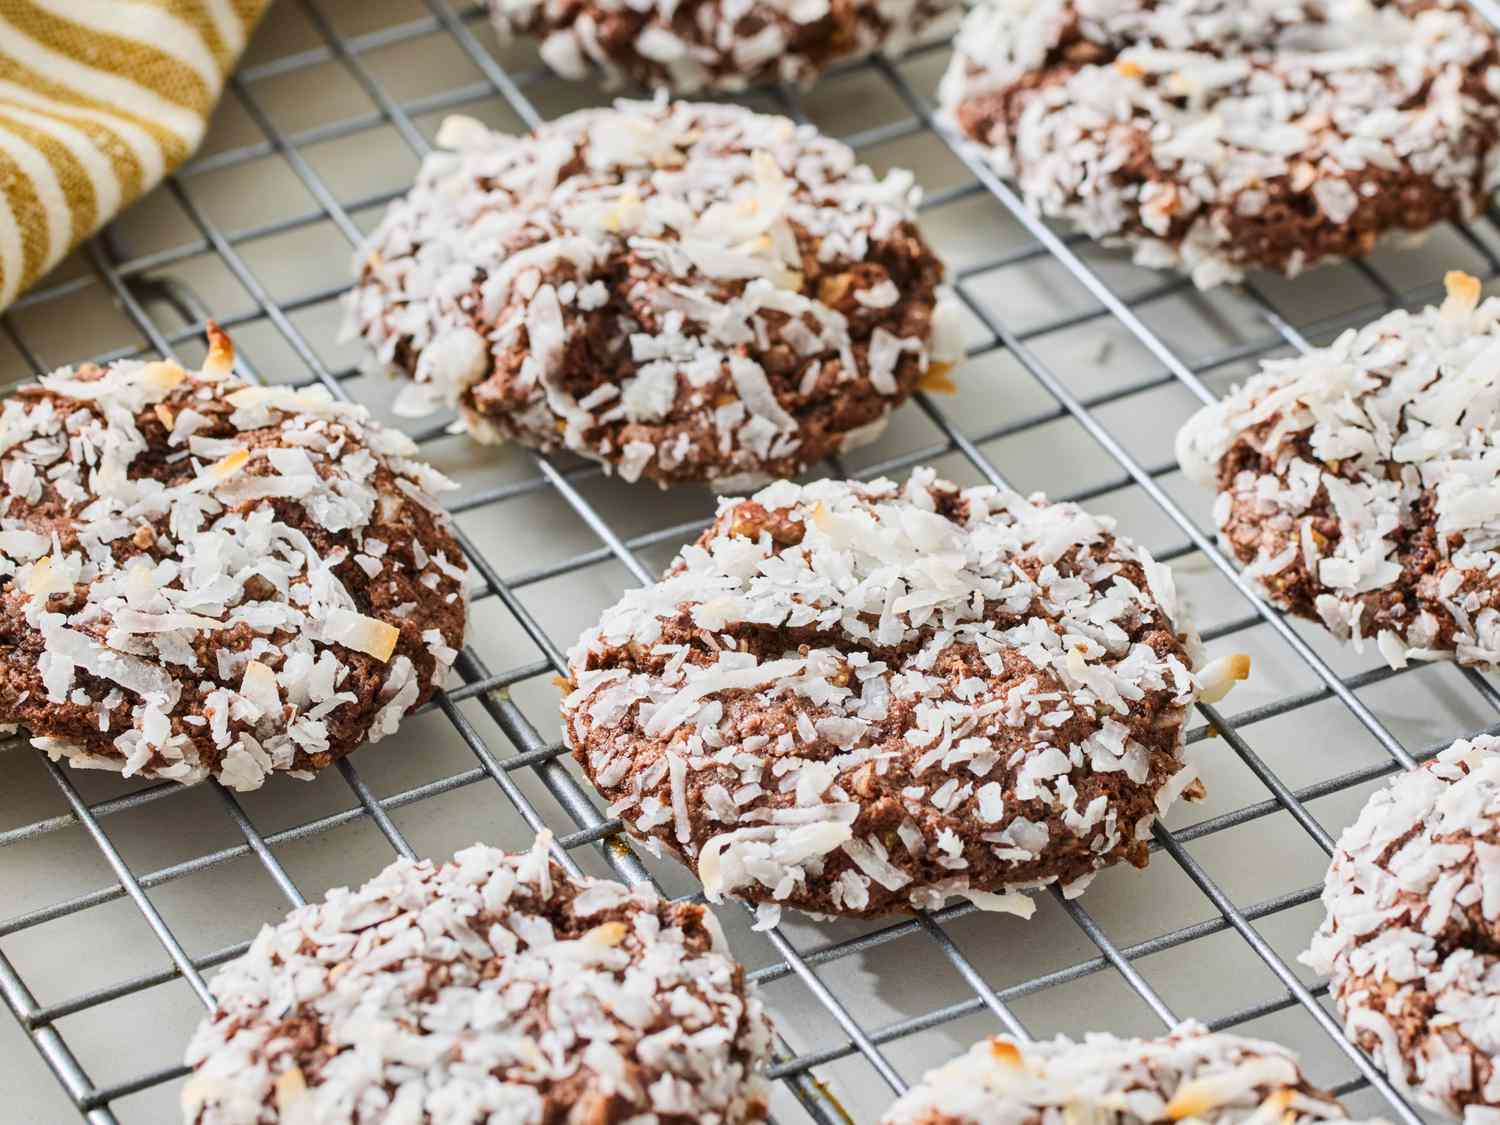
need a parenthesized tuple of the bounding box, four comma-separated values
(182, 833, 773, 1124)
(880, 1022, 1376, 1125)
(1177, 272, 1500, 672)
(562, 468, 1247, 926)
(490, 0, 961, 93)
(0, 328, 468, 791)
(346, 101, 963, 491)
(938, 0, 1500, 288)
(1303, 736, 1500, 1125)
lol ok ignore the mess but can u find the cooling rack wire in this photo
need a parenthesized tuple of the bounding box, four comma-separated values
(5, 1, 1500, 1120)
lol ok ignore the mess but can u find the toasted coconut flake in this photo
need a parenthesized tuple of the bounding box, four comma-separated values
(751, 149, 785, 196)
(1443, 270, 1483, 319)
(226, 386, 314, 411)
(179, 1076, 220, 1117)
(240, 660, 282, 720)
(1164, 1060, 1298, 1120)
(584, 921, 628, 947)
(207, 448, 250, 483)
(988, 1038, 1023, 1067)
(273, 1066, 307, 1111)
(604, 188, 642, 232)
(325, 607, 399, 661)
(136, 361, 187, 396)
(153, 403, 175, 430)
(918, 361, 959, 395)
(1196, 653, 1251, 703)
(202, 322, 236, 379)
(1266, 1088, 1296, 1112)
(1165, 1078, 1221, 1119)
(26, 556, 70, 598)
(225, 387, 264, 408)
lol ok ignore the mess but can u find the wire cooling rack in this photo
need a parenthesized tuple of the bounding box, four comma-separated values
(6, 0, 1500, 1121)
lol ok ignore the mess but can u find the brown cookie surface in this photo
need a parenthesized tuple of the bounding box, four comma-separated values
(183, 834, 773, 1124)
(939, 0, 1500, 288)
(490, 0, 961, 92)
(0, 330, 468, 790)
(1178, 272, 1500, 671)
(880, 1023, 1369, 1125)
(346, 101, 963, 491)
(1302, 736, 1500, 1124)
(563, 468, 1240, 927)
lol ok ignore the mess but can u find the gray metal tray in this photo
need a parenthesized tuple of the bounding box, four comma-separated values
(3, 1, 1497, 1121)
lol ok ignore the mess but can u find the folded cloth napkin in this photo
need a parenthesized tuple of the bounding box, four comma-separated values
(0, 0, 270, 309)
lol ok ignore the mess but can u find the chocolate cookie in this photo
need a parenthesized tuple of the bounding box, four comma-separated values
(346, 102, 964, 491)
(490, 0, 961, 93)
(562, 468, 1248, 927)
(880, 1022, 1371, 1125)
(1302, 736, 1500, 1124)
(938, 0, 1500, 288)
(0, 328, 468, 790)
(1178, 272, 1500, 671)
(182, 833, 773, 1124)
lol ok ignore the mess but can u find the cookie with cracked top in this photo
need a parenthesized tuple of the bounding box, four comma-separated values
(489, 0, 962, 93)
(881, 1022, 1383, 1125)
(346, 100, 964, 492)
(0, 327, 468, 791)
(561, 467, 1249, 927)
(939, 0, 1500, 288)
(1302, 735, 1500, 1125)
(182, 833, 773, 1124)
(1178, 271, 1500, 672)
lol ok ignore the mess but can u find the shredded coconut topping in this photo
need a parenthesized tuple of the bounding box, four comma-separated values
(564, 468, 1231, 919)
(0, 328, 469, 790)
(880, 1022, 1384, 1125)
(347, 100, 964, 490)
(1178, 273, 1500, 671)
(490, 0, 962, 92)
(1303, 736, 1500, 1125)
(183, 833, 773, 1124)
(940, 0, 1500, 288)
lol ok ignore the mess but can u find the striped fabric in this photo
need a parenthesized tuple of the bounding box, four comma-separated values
(0, 0, 270, 309)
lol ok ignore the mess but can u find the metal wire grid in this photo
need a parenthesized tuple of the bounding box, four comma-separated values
(2, 1, 1500, 1120)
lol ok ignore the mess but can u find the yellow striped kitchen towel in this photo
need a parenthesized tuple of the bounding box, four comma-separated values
(0, 0, 271, 309)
